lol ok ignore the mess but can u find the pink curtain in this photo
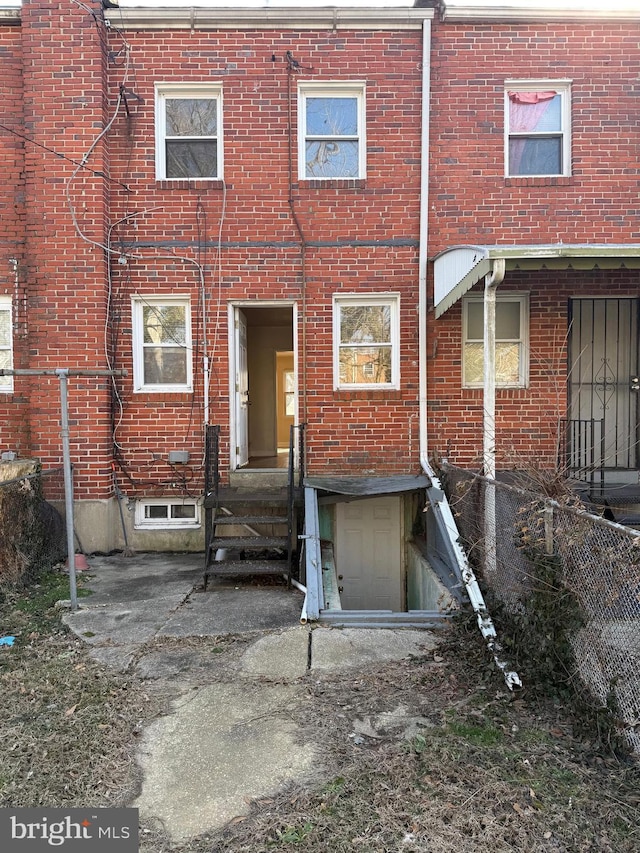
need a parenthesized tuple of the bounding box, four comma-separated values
(508, 91, 557, 173)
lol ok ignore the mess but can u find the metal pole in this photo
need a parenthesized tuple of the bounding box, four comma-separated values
(57, 369, 78, 611)
(0, 367, 127, 611)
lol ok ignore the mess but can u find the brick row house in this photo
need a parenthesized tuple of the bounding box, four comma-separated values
(0, 0, 638, 622)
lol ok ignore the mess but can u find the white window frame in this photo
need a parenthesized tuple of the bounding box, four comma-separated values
(298, 81, 366, 180)
(504, 79, 572, 178)
(0, 296, 13, 394)
(131, 296, 193, 393)
(462, 293, 529, 389)
(134, 498, 201, 530)
(333, 293, 400, 390)
(155, 83, 223, 181)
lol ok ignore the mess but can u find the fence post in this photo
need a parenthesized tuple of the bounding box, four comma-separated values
(544, 503, 554, 556)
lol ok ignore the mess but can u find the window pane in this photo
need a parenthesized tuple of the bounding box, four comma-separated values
(509, 137, 561, 176)
(466, 302, 484, 340)
(143, 348, 187, 385)
(339, 345, 391, 384)
(464, 342, 521, 386)
(143, 305, 186, 346)
(171, 504, 196, 519)
(0, 349, 11, 388)
(496, 342, 521, 385)
(0, 310, 10, 346)
(464, 342, 484, 385)
(340, 305, 391, 345)
(306, 97, 357, 136)
(496, 301, 521, 339)
(146, 505, 168, 519)
(285, 393, 295, 417)
(508, 94, 561, 133)
(166, 140, 218, 178)
(166, 99, 217, 136)
(305, 140, 358, 179)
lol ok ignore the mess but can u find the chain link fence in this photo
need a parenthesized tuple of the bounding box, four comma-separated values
(442, 462, 640, 753)
(0, 463, 66, 588)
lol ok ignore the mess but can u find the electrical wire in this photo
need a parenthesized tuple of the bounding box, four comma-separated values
(0, 122, 131, 190)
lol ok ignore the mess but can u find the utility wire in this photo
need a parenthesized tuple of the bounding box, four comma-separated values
(0, 122, 132, 191)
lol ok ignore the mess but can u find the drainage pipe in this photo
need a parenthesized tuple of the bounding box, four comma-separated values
(483, 258, 505, 579)
(416, 23, 520, 689)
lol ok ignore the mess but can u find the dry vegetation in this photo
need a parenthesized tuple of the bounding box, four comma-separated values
(1, 571, 639, 852)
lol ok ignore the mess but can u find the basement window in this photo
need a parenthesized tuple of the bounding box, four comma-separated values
(131, 297, 193, 393)
(0, 296, 13, 393)
(134, 499, 201, 530)
(155, 84, 223, 180)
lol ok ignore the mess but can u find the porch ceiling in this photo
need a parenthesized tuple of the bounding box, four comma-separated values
(433, 244, 640, 318)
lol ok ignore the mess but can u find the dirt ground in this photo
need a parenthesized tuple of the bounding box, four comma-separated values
(1, 571, 639, 852)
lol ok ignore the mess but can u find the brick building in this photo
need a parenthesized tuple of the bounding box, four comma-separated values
(0, 1, 638, 617)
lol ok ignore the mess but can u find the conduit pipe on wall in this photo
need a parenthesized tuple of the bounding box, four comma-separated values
(416, 21, 520, 689)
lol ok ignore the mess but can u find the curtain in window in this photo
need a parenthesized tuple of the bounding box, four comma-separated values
(508, 90, 557, 175)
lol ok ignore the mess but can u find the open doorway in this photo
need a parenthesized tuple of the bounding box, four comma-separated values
(230, 303, 296, 470)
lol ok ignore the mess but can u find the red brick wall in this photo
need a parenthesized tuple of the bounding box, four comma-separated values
(18, 0, 112, 498)
(105, 25, 426, 487)
(0, 21, 26, 451)
(427, 19, 640, 470)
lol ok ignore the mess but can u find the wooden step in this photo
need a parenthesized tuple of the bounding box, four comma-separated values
(212, 515, 288, 526)
(204, 486, 302, 509)
(204, 559, 290, 577)
(208, 536, 288, 550)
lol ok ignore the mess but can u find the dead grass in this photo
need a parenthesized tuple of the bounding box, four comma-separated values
(1, 573, 639, 852)
(0, 570, 167, 808)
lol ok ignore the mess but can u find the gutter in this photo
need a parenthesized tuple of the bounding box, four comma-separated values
(105, 6, 435, 30)
(417, 21, 520, 690)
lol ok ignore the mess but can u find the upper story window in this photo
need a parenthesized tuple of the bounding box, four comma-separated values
(132, 297, 193, 393)
(463, 293, 529, 389)
(505, 81, 571, 177)
(299, 82, 366, 180)
(155, 84, 222, 180)
(333, 294, 400, 390)
(0, 296, 13, 393)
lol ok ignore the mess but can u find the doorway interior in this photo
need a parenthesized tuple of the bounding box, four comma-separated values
(230, 303, 296, 470)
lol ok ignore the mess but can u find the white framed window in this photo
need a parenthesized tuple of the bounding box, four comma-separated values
(155, 84, 223, 180)
(0, 296, 13, 393)
(134, 498, 201, 530)
(333, 294, 400, 389)
(462, 293, 529, 389)
(132, 297, 193, 393)
(505, 80, 571, 177)
(298, 82, 366, 180)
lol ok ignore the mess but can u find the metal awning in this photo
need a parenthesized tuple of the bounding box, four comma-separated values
(304, 474, 431, 496)
(433, 244, 640, 318)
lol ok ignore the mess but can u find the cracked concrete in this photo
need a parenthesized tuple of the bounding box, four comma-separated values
(63, 553, 440, 843)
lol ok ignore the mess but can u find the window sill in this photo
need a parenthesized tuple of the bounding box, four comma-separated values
(132, 391, 194, 402)
(297, 179, 366, 190)
(156, 179, 225, 191)
(505, 176, 572, 187)
(334, 389, 402, 401)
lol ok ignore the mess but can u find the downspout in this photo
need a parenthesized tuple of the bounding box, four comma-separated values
(483, 259, 506, 578)
(417, 22, 520, 689)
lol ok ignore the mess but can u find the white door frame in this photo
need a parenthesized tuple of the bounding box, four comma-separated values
(228, 300, 298, 472)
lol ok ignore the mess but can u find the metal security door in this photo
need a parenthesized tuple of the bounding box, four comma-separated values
(569, 298, 639, 478)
